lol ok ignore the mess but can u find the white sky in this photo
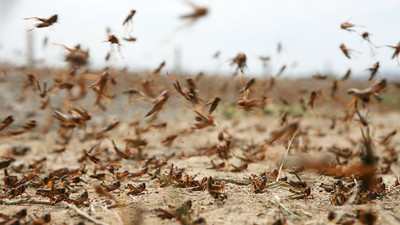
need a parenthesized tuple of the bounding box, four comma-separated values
(0, 0, 399, 77)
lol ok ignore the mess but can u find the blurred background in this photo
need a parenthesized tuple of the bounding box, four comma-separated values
(0, 0, 399, 77)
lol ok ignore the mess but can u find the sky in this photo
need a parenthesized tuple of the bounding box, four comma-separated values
(0, 0, 399, 77)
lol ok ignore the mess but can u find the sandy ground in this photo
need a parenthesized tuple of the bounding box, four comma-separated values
(0, 68, 400, 225)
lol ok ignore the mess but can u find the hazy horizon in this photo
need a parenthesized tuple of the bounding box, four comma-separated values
(0, 0, 399, 78)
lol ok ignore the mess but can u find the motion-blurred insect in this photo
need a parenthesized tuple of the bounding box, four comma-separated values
(58, 44, 89, 69)
(277, 42, 283, 54)
(106, 137, 131, 159)
(340, 21, 363, 32)
(360, 32, 376, 49)
(380, 130, 397, 145)
(180, 0, 208, 21)
(123, 36, 137, 42)
(153, 61, 165, 74)
(385, 42, 400, 66)
(274, 65, 287, 83)
(28, 213, 52, 225)
(5, 120, 37, 137)
(1, 209, 27, 225)
(340, 43, 355, 59)
(238, 78, 255, 94)
(105, 34, 122, 53)
(42, 36, 49, 49)
(186, 78, 199, 104)
(341, 69, 351, 81)
(131, 90, 170, 118)
(187, 105, 215, 129)
(259, 56, 271, 75)
(237, 77, 269, 111)
(231, 52, 247, 75)
(105, 51, 111, 61)
(25, 14, 58, 31)
(146, 90, 169, 117)
(267, 122, 298, 144)
(107, 34, 120, 45)
(205, 96, 221, 115)
(161, 134, 178, 147)
(347, 79, 387, 119)
(312, 73, 327, 80)
(259, 56, 271, 63)
(213, 50, 221, 59)
(0, 115, 14, 132)
(85, 72, 113, 109)
(209, 160, 225, 169)
(0, 159, 12, 169)
(367, 62, 379, 81)
(163, 0, 208, 42)
(123, 9, 136, 26)
(167, 73, 199, 105)
(347, 79, 386, 105)
(83, 149, 100, 164)
(340, 21, 356, 32)
(269, 65, 286, 90)
(355, 209, 377, 225)
(230, 163, 248, 172)
(308, 90, 319, 108)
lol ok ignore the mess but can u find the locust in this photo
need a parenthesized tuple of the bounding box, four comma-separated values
(132, 90, 170, 118)
(308, 90, 319, 108)
(180, 0, 208, 20)
(153, 61, 166, 75)
(85, 72, 113, 110)
(101, 180, 121, 192)
(231, 52, 247, 75)
(341, 69, 351, 81)
(269, 65, 286, 90)
(367, 62, 380, 81)
(187, 105, 215, 129)
(205, 96, 221, 115)
(331, 80, 338, 98)
(340, 43, 354, 59)
(161, 134, 178, 147)
(25, 14, 58, 31)
(340, 21, 356, 32)
(347, 79, 387, 115)
(123, 36, 137, 42)
(126, 183, 147, 195)
(106, 136, 131, 159)
(56, 44, 89, 68)
(167, 73, 200, 105)
(383, 42, 400, 65)
(238, 78, 255, 94)
(123, 9, 136, 26)
(267, 122, 298, 144)
(105, 34, 122, 53)
(206, 176, 226, 200)
(0, 115, 14, 132)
